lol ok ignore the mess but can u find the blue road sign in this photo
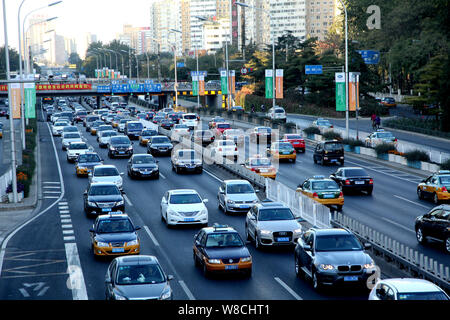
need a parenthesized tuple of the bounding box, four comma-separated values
(357, 50, 380, 64)
(305, 65, 323, 74)
(97, 85, 111, 93)
(177, 62, 185, 68)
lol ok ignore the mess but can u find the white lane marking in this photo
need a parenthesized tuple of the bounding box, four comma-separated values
(43, 186, 61, 189)
(63, 230, 74, 235)
(159, 173, 166, 179)
(43, 182, 60, 185)
(61, 219, 72, 224)
(43, 196, 60, 199)
(64, 243, 88, 300)
(178, 280, 196, 300)
(274, 277, 303, 300)
(143, 226, 160, 247)
(380, 217, 415, 234)
(59, 210, 70, 214)
(203, 169, 223, 183)
(123, 194, 133, 207)
(64, 236, 76, 242)
(59, 202, 68, 205)
(393, 195, 430, 209)
(60, 215, 71, 219)
(62, 225, 73, 229)
(43, 191, 61, 194)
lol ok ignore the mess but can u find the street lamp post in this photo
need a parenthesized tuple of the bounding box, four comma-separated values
(337, 0, 349, 138)
(169, 29, 182, 108)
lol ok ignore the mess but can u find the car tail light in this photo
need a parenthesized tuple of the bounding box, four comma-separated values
(313, 192, 319, 198)
(369, 179, 374, 184)
(218, 148, 222, 151)
(339, 191, 344, 198)
(330, 125, 333, 128)
(235, 147, 238, 151)
(394, 138, 397, 142)
(345, 179, 351, 185)
(443, 186, 448, 193)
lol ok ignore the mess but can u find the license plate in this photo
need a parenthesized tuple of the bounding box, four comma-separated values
(344, 276, 358, 282)
(330, 159, 337, 162)
(277, 237, 290, 242)
(184, 218, 195, 222)
(119, 151, 125, 154)
(225, 265, 238, 270)
(260, 169, 268, 173)
(102, 208, 112, 212)
(355, 181, 365, 185)
(142, 172, 151, 175)
(112, 248, 124, 253)
(323, 194, 335, 199)
(240, 205, 249, 209)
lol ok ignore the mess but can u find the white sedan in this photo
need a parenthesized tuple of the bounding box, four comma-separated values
(210, 140, 238, 162)
(171, 124, 190, 142)
(66, 141, 93, 162)
(61, 132, 83, 150)
(52, 121, 70, 136)
(89, 164, 123, 190)
(98, 130, 119, 148)
(160, 189, 208, 227)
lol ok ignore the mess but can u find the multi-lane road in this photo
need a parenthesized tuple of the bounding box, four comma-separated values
(0, 99, 447, 301)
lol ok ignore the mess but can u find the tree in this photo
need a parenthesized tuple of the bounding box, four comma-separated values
(0, 46, 20, 79)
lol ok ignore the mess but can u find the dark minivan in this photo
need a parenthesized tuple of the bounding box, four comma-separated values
(313, 140, 344, 166)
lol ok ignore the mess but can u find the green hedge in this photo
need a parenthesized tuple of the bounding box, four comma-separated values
(322, 130, 342, 141)
(440, 159, 450, 170)
(374, 142, 396, 156)
(16, 118, 37, 197)
(342, 138, 365, 147)
(403, 150, 430, 162)
(303, 126, 321, 135)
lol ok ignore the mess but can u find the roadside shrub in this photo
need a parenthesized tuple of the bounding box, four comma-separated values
(440, 159, 450, 170)
(303, 126, 321, 135)
(322, 130, 342, 141)
(374, 142, 397, 155)
(403, 150, 430, 162)
(342, 138, 365, 147)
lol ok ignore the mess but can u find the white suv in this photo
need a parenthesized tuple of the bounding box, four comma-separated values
(89, 164, 124, 190)
(267, 107, 286, 122)
(180, 113, 199, 130)
(160, 189, 208, 227)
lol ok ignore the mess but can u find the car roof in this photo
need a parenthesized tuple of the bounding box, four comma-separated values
(116, 255, 159, 266)
(89, 182, 118, 187)
(169, 189, 198, 195)
(97, 212, 130, 221)
(224, 179, 252, 185)
(310, 228, 352, 236)
(379, 278, 445, 293)
(202, 223, 237, 234)
(94, 164, 116, 169)
(255, 201, 287, 209)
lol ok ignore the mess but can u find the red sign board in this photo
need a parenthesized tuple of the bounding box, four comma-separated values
(0, 83, 92, 91)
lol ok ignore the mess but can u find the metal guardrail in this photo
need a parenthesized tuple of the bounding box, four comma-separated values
(332, 212, 450, 291)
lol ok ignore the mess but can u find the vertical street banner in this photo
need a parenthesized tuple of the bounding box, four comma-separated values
(24, 83, 36, 119)
(220, 70, 228, 95)
(349, 72, 359, 111)
(199, 74, 205, 96)
(192, 72, 199, 96)
(265, 70, 274, 99)
(275, 69, 284, 99)
(335, 72, 346, 111)
(230, 70, 236, 94)
(10, 83, 21, 119)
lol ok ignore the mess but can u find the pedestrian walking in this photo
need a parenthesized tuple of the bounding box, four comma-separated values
(375, 115, 381, 129)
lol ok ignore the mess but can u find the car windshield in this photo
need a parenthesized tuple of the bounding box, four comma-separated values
(64, 127, 78, 132)
(78, 154, 101, 163)
(323, 143, 343, 151)
(345, 169, 368, 177)
(99, 126, 113, 131)
(258, 208, 294, 221)
(111, 137, 130, 145)
(274, 109, 285, 113)
(286, 135, 302, 140)
(397, 292, 449, 300)
(217, 123, 231, 129)
(315, 234, 363, 252)
(311, 180, 339, 190)
(77, 111, 87, 115)
(257, 128, 271, 133)
(439, 176, 450, 184)
(152, 137, 170, 144)
(169, 193, 202, 204)
(227, 183, 254, 194)
(69, 143, 88, 150)
(214, 118, 225, 122)
(102, 131, 117, 137)
(205, 233, 243, 248)
(278, 143, 294, 150)
(92, 121, 103, 127)
(116, 264, 165, 285)
(142, 130, 157, 136)
(250, 158, 271, 166)
(175, 125, 188, 129)
(377, 132, 394, 138)
(88, 185, 120, 196)
(87, 117, 99, 122)
(97, 219, 134, 233)
(94, 167, 119, 176)
(132, 156, 156, 164)
(317, 121, 331, 126)
(219, 141, 235, 146)
(128, 123, 143, 130)
(183, 114, 197, 120)
(55, 122, 68, 126)
(64, 133, 80, 139)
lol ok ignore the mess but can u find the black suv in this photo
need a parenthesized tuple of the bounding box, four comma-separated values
(294, 228, 376, 291)
(108, 136, 133, 158)
(313, 140, 344, 166)
(415, 205, 450, 253)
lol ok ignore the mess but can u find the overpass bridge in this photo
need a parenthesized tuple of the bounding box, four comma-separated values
(0, 80, 224, 109)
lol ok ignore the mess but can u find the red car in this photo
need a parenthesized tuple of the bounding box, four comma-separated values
(282, 134, 305, 153)
(214, 122, 231, 136)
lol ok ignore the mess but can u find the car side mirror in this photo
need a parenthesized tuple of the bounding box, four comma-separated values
(120, 172, 124, 176)
(83, 190, 88, 196)
(167, 275, 174, 281)
(364, 243, 372, 250)
(195, 240, 201, 247)
(203, 199, 209, 203)
(135, 226, 141, 231)
(303, 244, 312, 251)
(376, 288, 386, 297)
(254, 189, 260, 193)
(121, 190, 126, 195)
(89, 228, 94, 233)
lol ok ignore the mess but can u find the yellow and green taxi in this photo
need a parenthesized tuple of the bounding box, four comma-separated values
(0, 123, 3, 138)
(417, 170, 450, 204)
(244, 156, 277, 179)
(75, 152, 103, 177)
(90, 120, 104, 136)
(193, 224, 252, 277)
(90, 212, 141, 257)
(267, 141, 296, 163)
(111, 116, 123, 128)
(139, 129, 158, 146)
(296, 175, 344, 211)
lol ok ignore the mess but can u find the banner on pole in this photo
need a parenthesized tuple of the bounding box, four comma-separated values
(265, 70, 273, 99)
(192, 74, 199, 96)
(230, 70, 236, 94)
(199, 74, 205, 96)
(220, 70, 228, 95)
(335, 72, 346, 112)
(24, 83, 36, 119)
(349, 72, 359, 111)
(275, 69, 284, 99)
(10, 83, 21, 119)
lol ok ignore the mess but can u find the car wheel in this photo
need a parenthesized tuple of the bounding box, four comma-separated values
(417, 188, 424, 200)
(336, 205, 343, 212)
(445, 237, 450, 254)
(416, 227, 426, 244)
(340, 160, 344, 166)
(294, 254, 303, 278)
(203, 262, 210, 278)
(292, 158, 296, 163)
(433, 193, 439, 204)
(312, 270, 321, 291)
(367, 189, 373, 196)
(244, 268, 252, 278)
(255, 234, 261, 249)
(313, 156, 317, 164)
(320, 157, 324, 166)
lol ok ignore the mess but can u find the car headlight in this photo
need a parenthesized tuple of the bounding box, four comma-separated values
(87, 201, 97, 207)
(114, 292, 127, 300)
(208, 259, 221, 264)
(252, 199, 259, 204)
(160, 286, 172, 300)
(260, 230, 271, 235)
(96, 241, 109, 247)
(128, 146, 133, 150)
(167, 209, 179, 217)
(116, 200, 124, 206)
(227, 199, 235, 204)
(110, 146, 116, 151)
(241, 256, 252, 262)
(319, 264, 335, 271)
(126, 240, 139, 246)
(293, 228, 302, 234)
(364, 262, 375, 269)
(200, 208, 208, 216)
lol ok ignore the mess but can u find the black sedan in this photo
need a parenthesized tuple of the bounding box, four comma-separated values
(415, 204, 450, 253)
(160, 119, 174, 130)
(147, 135, 173, 156)
(108, 136, 134, 158)
(329, 167, 373, 195)
(83, 182, 125, 216)
(127, 154, 159, 179)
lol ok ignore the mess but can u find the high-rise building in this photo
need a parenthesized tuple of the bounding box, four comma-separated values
(189, 0, 219, 50)
(305, 0, 338, 41)
(202, 17, 230, 52)
(150, 0, 182, 55)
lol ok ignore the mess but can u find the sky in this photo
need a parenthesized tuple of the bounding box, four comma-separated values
(1, 0, 154, 55)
